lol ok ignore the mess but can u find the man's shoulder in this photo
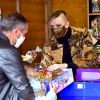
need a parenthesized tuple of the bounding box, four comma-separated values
(0, 44, 19, 56)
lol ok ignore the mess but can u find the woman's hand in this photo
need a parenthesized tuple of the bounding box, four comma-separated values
(47, 63, 68, 71)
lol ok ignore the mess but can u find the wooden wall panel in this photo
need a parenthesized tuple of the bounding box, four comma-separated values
(0, 0, 45, 65)
(0, 0, 16, 17)
(51, 0, 88, 28)
(0, 0, 88, 65)
(20, 0, 45, 64)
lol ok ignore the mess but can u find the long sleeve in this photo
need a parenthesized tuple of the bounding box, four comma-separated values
(0, 48, 34, 100)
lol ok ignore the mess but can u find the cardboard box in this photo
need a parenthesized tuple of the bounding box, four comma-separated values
(58, 82, 100, 100)
(52, 68, 74, 93)
(76, 69, 100, 81)
(30, 68, 74, 94)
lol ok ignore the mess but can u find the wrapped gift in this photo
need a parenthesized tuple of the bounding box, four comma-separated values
(31, 68, 63, 82)
(23, 46, 42, 63)
(52, 68, 74, 93)
(27, 67, 74, 94)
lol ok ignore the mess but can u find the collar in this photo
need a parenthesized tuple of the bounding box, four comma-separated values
(0, 32, 10, 43)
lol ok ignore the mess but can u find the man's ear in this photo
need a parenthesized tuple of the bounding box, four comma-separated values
(12, 27, 20, 38)
(65, 21, 69, 28)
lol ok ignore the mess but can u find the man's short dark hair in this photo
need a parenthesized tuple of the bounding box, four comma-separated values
(49, 10, 67, 21)
(1, 12, 28, 32)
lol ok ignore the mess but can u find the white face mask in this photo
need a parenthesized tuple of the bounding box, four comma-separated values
(14, 34, 25, 48)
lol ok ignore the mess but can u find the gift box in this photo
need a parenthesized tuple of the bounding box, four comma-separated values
(29, 68, 74, 94)
(76, 69, 100, 81)
(52, 68, 74, 93)
(58, 82, 100, 100)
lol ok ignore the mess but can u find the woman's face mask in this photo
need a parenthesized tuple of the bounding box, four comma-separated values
(14, 33, 25, 48)
(51, 25, 67, 39)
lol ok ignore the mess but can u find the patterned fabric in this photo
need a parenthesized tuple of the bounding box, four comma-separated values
(40, 27, 97, 68)
(40, 41, 63, 68)
(69, 27, 97, 68)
